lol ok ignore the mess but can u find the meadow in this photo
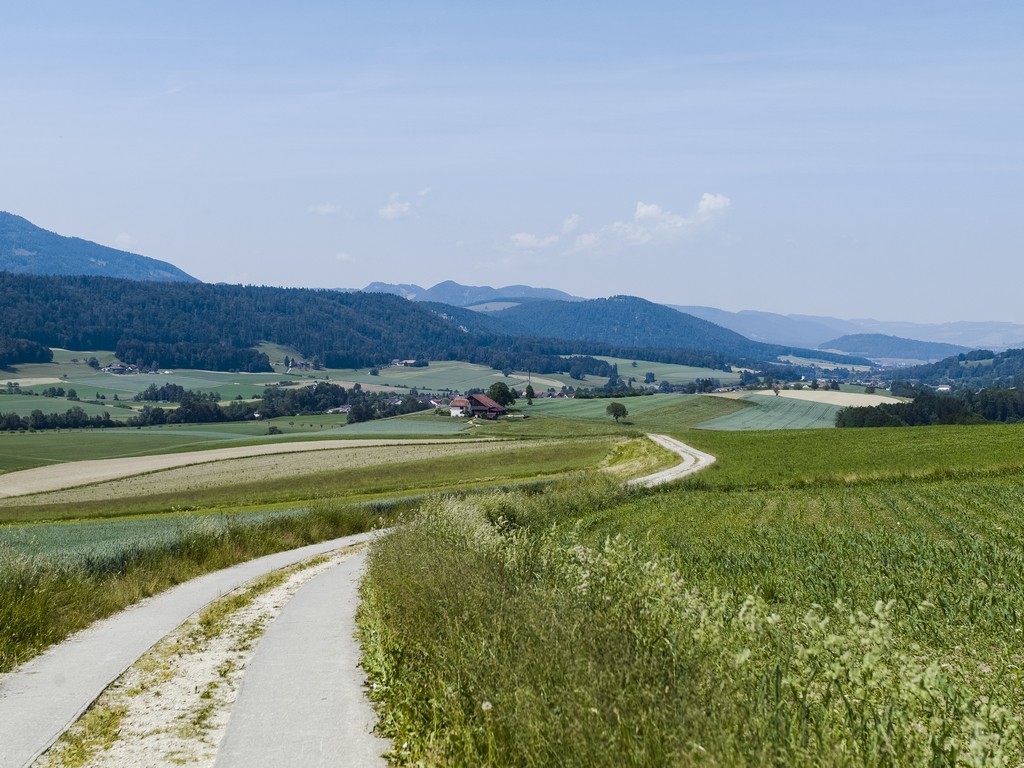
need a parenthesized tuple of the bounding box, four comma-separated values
(359, 422, 1024, 767)
(697, 392, 847, 430)
(5, 380, 1023, 765)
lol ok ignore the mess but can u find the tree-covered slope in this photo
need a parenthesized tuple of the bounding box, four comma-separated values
(494, 296, 865, 365)
(0, 272, 480, 371)
(892, 348, 1024, 388)
(820, 333, 969, 361)
(0, 212, 198, 282)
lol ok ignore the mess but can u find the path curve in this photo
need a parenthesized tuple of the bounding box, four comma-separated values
(2, 434, 716, 767)
(0, 530, 384, 768)
(628, 434, 716, 488)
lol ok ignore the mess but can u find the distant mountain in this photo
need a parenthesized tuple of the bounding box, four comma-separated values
(0, 211, 198, 282)
(493, 295, 869, 366)
(820, 334, 970, 363)
(674, 305, 854, 348)
(676, 305, 1024, 352)
(363, 280, 581, 306)
(828, 318, 1024, 352)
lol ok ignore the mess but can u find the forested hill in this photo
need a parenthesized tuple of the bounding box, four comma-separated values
(0, 272, 481, 371)
(0, 273, 867, 374)
(493, 296, 865, 365)
(820, 333, 969, 361)
(893, 348, 1024, 388)
(0, 212, 198, 283)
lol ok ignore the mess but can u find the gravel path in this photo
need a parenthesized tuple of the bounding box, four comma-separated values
(214, 550, 389, 768)
(628, 433, 717, 488)
(5, 434, 715, 767)
(0, 531, 383, 768)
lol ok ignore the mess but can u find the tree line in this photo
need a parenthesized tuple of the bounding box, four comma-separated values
(835, 386, 1024, 427)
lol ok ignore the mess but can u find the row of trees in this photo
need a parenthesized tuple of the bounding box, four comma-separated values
(0, 408, 118, 431)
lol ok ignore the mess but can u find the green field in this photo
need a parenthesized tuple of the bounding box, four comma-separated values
(697, 393, 842, 430)
(6, 349, 745, 401)
(594, 356, 741, 386)
(360, 422, 1024, 766)
(6, 378, 1024, 763)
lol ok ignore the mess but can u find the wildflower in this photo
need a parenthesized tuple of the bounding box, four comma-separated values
(481, 700, 493, 712)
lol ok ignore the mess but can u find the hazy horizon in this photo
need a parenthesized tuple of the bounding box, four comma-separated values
(3, 3, 1022, 323)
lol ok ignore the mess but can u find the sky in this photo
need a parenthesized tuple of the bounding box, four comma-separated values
(2, 2, 1023, 323)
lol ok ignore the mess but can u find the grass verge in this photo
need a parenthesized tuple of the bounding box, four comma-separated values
(358, 476, 1024, 766)
(0, 499, 394, 673)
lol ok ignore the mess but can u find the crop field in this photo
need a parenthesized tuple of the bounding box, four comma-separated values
(0, 507, 310, 563)
(488, 393, 747, 439)
(594, 356, 742, 385)
(360, 422, 1024, 766)
(697, 393, 842, 430)
(0, 394, 136, 419)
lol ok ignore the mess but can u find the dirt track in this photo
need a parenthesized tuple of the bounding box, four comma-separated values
(0, 439, 498, 500)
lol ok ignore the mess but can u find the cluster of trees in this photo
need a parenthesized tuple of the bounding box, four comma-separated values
(134, 383, 220, 403)
(0, 408, 117, 431)
(0, 336, 52, 368)
(836, 386, 1024, 428)
(116, 341, 272, 373)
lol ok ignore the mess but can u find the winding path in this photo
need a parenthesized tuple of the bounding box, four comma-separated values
(0, 434, 713, 767)
(628, 433, 717, 487)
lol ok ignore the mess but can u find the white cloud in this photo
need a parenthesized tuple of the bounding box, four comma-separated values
(311, 203, 343, 215)
(335, 251, 354, 262)
(573, 193, 731, 251)
(378, 188, 431, 220)
(561, 213, 580, 235)
(115, 232, 137, 249)
(695, 193, 731, 222)
(379, 199, 411, 220)
(511, 232, 559, 249)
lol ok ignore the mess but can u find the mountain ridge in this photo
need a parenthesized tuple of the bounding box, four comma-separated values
(0, 212, 198, 283)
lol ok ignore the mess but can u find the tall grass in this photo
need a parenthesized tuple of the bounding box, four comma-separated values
(358, 478, 1023, 766)
(0, 497, 400, 672)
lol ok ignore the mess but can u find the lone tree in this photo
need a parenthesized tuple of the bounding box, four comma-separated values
(606, 401, 628, 423)
(487, 381, 516, 407)
(524, 384, 535, 405)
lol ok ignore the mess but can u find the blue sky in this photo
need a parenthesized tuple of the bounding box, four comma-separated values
(3, 2, 1022, 322)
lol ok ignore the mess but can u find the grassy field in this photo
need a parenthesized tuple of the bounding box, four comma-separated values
(697, 393, 843, 430)
(359, 423, 1024, 766)
(6, 348, 746, 400)
(8, 378, 1024, 764)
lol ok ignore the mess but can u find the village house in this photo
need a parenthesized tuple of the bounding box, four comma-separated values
(449, 393, 508, 420)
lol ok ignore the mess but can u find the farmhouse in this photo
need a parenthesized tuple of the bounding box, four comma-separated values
(449, 393, 508, 419)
